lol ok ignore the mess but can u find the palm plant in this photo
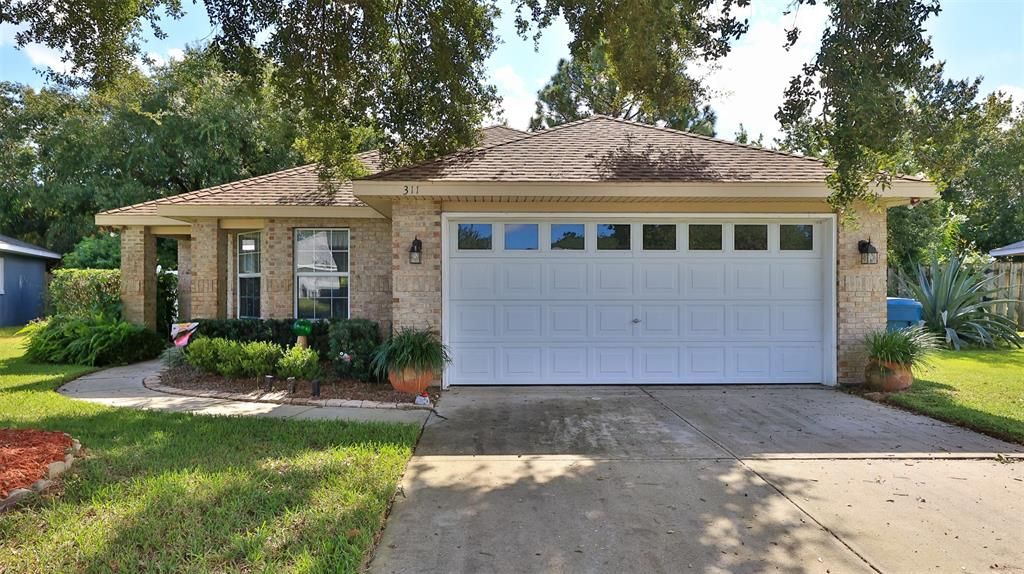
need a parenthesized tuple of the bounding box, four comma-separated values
(901, 256, 1023, 350)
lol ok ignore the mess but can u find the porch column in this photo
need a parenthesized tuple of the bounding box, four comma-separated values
(190, 218, 228, 319)
(836, 204, 888, 384)
(391, 200, 442, 332)
(176, 239, 192, 321)
(120, 225, 157, 330)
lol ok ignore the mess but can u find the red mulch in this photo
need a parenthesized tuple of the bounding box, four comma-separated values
(0, 429, 72, 498)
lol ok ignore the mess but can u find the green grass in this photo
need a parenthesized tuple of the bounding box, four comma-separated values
(888, 347, 1024, 444)
(0, 331, 419, 573)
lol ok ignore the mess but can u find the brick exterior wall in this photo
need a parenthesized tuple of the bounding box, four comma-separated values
(120, 225, 157, 329)
(177, 239, 192, 321)
(390, 200, 443, 333)
(260, 218, 392, 327)
(190, 219, 228, 319)
(836, 204, 888, 384)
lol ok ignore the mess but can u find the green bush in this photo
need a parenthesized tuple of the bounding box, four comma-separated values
(184, 338, 221, 373)
(185, 337, 284, 378)
(241, 341, 284, 377)
(371, 328, 452, 379)
(21, 315, 166, 366)
(864, 326, 940, 369)
(196, 319, 334, 357)
(49, 269, 121, 318)
(160, 346, 188, 369)
(328, 319, 381, 381)
(277, 346, 321, 380)
(156, 270, 177, 336)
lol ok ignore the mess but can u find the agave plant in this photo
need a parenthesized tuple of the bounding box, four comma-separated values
(901, 256, 1023, 350)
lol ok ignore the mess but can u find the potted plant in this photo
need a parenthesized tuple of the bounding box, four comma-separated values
(371, 328, 452, 394)
(863, 326, 939, 392)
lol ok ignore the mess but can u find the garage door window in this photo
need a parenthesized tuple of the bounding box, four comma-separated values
(458, 224, 492, 250)
(643, 224, 676, 250)
(780, 224, 814, 250)
(688, 224, 722, 250)
(551, 224, 585, 250)
(734, 224, 768, 251)
(504, 224, 538, 250)
(597, 224, 630, 250)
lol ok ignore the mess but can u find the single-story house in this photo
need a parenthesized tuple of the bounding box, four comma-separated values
(96, 116, 935, 385)
(990, 240, 1024, 258)
(0, 234, 61, 326)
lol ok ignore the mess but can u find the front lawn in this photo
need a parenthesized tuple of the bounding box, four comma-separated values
(888, 347, 1024, 445)
(0, 331, 419, 573)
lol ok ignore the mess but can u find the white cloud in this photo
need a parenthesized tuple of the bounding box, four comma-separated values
(0, 23, 22, 46)
(490, 64, 536, 129)
(994, 84, 1024, 110)
(166, 47, 185, 62)
(700, 1, 828, 143)
(23, 43, 76, 75)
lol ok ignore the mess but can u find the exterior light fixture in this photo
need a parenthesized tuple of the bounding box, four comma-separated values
(858, 239, 879, 265)
(409, 237, 423, 264)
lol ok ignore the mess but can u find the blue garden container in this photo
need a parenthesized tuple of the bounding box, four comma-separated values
(887, 297, 923, 331)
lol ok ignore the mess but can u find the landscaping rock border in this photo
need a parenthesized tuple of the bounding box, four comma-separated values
(0, 434, 82, 513)
(144, 373, 433, 410)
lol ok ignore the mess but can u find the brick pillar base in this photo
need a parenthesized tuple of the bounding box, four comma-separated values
(177, 239, 192, 321)
(120, 226, 157, 330)
(391, 200, 442, 332)
(190, 219, 227, 319)
(837, 204, 888, 384)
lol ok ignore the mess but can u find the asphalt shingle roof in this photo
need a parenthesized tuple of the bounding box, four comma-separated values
(365, 116, 837, 183)
(98, 125, 528, 217)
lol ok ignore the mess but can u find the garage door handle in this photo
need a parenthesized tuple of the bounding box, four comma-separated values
(632, 318, 641, 324)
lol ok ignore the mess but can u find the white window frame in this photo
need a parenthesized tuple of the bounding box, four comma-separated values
(293, 228, 351, 320)
(0, 256, 5, 294)
(237, 232, 261, 319)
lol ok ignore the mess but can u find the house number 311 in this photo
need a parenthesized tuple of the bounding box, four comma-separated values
(402, 185, 420, 195)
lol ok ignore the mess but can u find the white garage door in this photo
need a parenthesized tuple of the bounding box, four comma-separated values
(445, 217, 834, 385)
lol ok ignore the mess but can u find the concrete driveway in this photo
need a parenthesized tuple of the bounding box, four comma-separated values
(370, 386, 1024, 574)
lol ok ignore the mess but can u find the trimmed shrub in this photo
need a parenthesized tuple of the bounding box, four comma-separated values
(156, 271, 177, 336)
(328, 319, 381, 381)
(240, 341, 284, 377)
(49, 269, 121, 318)
(160, 346, 188, 369)
(184, 338, 220, 373)
(277, 346, 321, 380)
(196, 319, 334, 357)
(22, 316, 166, 366)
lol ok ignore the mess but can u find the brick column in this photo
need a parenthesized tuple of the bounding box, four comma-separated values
(391, 200, 442, 332)
(262, 219, 294, 318)
(190, 218, 227, 319)
(120, 226, 157, 329)
(836, 204, 888, 384)
(176, 239, 192, 321)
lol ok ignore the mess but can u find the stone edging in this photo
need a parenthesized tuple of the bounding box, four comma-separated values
(144, 373, 433, 410)
(0, 435, 82, 512)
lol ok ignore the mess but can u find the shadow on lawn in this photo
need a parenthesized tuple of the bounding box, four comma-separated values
(1, 398, 418, 572)
(888, 377, 1024, 445)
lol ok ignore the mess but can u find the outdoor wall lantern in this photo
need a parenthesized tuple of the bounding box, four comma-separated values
(858, 238, 879, 265)
(409, 237, 423, 264)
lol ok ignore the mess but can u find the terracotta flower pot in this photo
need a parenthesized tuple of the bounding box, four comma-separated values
(864, 359, 913, 392)
(388, 368, 434, 395)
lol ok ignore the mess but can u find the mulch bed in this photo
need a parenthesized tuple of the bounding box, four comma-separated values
(162, 366, 440, 404)
(0, 429, 72, 498)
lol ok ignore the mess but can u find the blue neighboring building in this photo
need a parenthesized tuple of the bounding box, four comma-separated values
(0, 234, 61, 327)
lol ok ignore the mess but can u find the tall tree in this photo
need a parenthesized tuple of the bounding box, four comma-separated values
(1, 0, 747, 171)
(528, 39, 717, 135)
(0, 48, 305, 254)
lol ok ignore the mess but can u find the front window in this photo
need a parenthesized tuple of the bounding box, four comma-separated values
(295, 229, 349, 320)
(237, 232, 260, 318)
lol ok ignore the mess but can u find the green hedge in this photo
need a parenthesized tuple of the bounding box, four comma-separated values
(21, 316, 167, 366)
(49, 269, 121, 318)
(329, 319, 382, 381)
(196, 319, 334, 357)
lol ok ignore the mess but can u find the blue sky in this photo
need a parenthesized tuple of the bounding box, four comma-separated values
(1, 0, 1021, 142)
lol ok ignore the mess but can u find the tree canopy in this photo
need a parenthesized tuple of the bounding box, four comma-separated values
(0, 49, 305, 254)
(528, 39, 716, 135)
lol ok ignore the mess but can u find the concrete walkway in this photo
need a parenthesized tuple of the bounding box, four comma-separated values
(58, 361, 429, 424)
(371, 386, 1024, 574)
